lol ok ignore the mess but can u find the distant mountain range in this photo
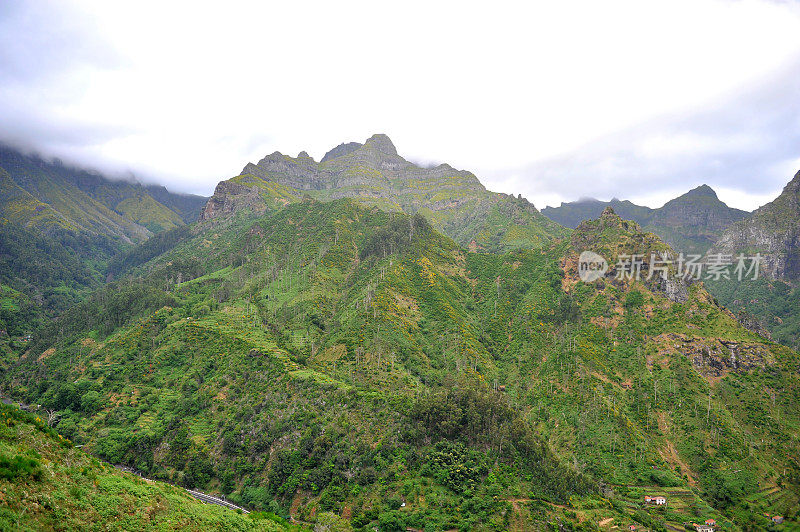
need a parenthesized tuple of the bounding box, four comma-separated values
(1, 134, 800, 529)
(0, 144, 205, 239)
(542, 184, 749, 255)
(0, 144, 206, 331)
(201, 134, 569, 252)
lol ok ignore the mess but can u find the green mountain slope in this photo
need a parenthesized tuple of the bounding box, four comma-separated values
(542, 198, 655, 229)
(542, 185, 748, 255)
(0, 144, 206, 238)
(0, 144, 208, 333)
(3, 200, 798, 530)
(706, 169, 800, 350)
(0, 402, 291, 531)
(0, 223, 96, 333)
(4, 200, 595, 530)
(200, 134, 569, 252)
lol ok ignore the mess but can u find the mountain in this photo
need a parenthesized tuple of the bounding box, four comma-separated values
(709, 170, 800, 282)
(542, 198, 655, 229)
(200, 134, 569, 252)
(704, 170, 800, 349)
(0, 402, 288, 531)
(4, 198, 798, 530)
(0, 144, 207, 334)
(542, 185, 748, 255)
(0, 144, 206, 238)
(645, 185, 749, 256)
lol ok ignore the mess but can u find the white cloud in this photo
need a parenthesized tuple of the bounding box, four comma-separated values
(1, 0, 799, 202)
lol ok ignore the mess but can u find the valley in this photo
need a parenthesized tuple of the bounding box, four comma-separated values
(1, 136, 799, 530)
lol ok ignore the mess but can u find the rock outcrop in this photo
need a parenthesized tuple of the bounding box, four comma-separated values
(198, 134, 569, 251)
(708, 170, 800, 281)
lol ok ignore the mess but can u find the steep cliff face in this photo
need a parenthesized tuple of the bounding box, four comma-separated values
(709, 170, 800, 281)
(199, 134, 569, 251)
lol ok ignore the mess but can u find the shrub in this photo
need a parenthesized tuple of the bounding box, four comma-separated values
(0, 452, 42, 481)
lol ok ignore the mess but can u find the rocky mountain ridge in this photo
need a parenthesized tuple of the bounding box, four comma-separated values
(200, 134, 568, 252)
(708, 170, 800, 281)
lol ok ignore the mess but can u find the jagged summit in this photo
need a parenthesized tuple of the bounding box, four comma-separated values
(686, 183, 717, 197)
(601, 206, 617, 217)
(201, 134, 569, 251)
(363, 133, 397, 156)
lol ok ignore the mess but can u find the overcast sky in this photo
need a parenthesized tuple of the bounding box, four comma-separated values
(2, 1, 799, 210)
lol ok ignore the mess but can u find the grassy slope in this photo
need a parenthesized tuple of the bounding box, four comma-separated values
(0, 403, 289, 531)
(3, 202, 799, 530)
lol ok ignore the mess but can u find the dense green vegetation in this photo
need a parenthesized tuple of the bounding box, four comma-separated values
(0, 135, 798, 529)
(0, 402, 296, 531)
(0, 144, 206, 337)
(0, 223, 100, 333)
(543, 185, 748, 255)
(707, 276, 800, 350)
(2, 198, 797, 530)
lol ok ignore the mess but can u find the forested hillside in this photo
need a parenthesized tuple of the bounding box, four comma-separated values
(3, 198, 797, 530)
(0, 144, 206, 337)
(0, 402, 294, 531)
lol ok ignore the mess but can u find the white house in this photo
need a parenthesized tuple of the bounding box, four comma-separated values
(645, 495, 667, 505)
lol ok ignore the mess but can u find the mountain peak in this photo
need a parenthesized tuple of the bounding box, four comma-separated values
(363, 133, 397, 156)
(601, 206, 618, 218)
(685, 183, 718, 199)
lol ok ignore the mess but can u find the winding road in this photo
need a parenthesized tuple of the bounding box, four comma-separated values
(1, 394, 250, 514)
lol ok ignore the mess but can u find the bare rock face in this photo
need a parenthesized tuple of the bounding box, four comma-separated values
(654, 333, 772, 377)
(197, 133, 568, 252)
(320, 142, 362, 163)
(199, 180, 270, 221)
(661, 277, 689, 304)
(708, 170, 800, 281)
